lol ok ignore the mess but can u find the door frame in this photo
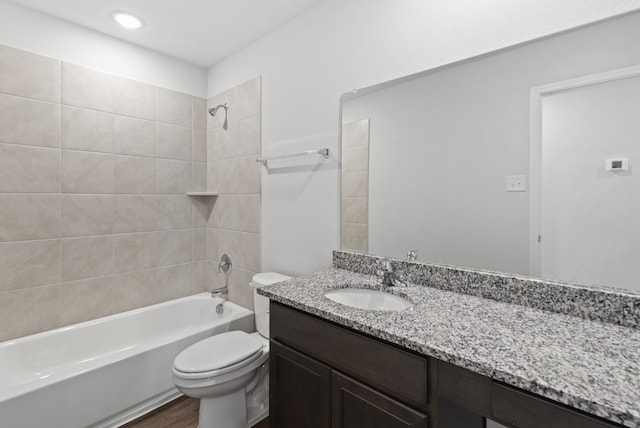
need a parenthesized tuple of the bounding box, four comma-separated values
(529, 64, 640, 276)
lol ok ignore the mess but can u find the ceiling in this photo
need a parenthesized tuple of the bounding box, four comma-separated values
(7, 0, 325, 67)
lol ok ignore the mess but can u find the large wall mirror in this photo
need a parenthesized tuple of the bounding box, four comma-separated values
(340, 11, 640, 293)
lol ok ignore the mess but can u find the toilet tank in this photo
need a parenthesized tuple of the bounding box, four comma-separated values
(251, 272, 292, 338)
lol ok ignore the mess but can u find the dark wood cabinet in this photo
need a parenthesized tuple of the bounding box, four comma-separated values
(269, 340, 331, 428)
(270, 303, 428, 428)
(332, 371, 428, 428)
(269, 302, 624, 428)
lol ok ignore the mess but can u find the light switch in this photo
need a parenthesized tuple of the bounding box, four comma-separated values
(507, 175, 526, 192)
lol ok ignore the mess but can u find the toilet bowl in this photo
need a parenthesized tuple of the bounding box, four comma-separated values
(172, 272, 291, 428)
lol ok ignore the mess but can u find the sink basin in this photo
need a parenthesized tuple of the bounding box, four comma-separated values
(324, 288, 412, 311)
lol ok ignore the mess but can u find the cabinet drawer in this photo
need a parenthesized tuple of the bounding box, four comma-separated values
(492, 383, 620, 428)
(270, 302, 428, 410)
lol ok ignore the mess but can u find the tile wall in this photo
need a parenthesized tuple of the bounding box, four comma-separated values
(206, 78, 262, 310)
(0, 44, 212, 341)
(341, 118, 369, 252)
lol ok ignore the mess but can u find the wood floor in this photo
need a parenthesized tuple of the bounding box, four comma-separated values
(122, 396, 270, 428)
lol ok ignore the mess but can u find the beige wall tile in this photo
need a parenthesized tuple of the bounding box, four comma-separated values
(232, 77, 261, 119)
(62, 62, 155, 120)
(0, 240, 60, 292)
(342, 144, 369, 173)
(342, 171, 368, 198)
(157, 123, 191, 161)
(0, 195, 60, 242)
(207, 229, 260, 272)
(191, 196, 214, 227)
(114, 232, 156, 273)
(208, 115, 260, 162)
(193, 97, 207, 130)
(114, 195, 156, 233)
(210, 195, 260, 233)
(341, 197, 368, 224)
(113, 115, 156, 157)
(62, 195, 113, 237)
(342, 118, 370, 148)
(157, 229, 192, 267)
(193, 228, 207, 261)
(192, 162, 207, 192)
(62, 150, 114, 194)
(227, 268, 257, 310)
(156, 196, 192, 230)
(0, 285, 60, 342)
(157, 88, 192, 127)
(155, 263, 193, 302)
(61, 236, 113, 282)
(114, 269, 157, 313)
(156, 159, 191, 194)
(115, 155, 155, 194)
(0, 93, 61, 148)
(62, 106, 114, 153)
(0, 143, 60, 192)
(0, 45, 61, 102)
(341, 222, 368, 252)
(208, 156, 259, 194)
(192, 128, 206, 162)
(60, 276, 114, 326)
(193, 261, 213, 294)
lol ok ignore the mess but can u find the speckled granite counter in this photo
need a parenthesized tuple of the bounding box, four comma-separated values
(258, 268, 640, 427)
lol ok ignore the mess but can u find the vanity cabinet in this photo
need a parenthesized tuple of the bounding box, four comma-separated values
(269, 302, 429, 428)
(269, 302, 624, 428)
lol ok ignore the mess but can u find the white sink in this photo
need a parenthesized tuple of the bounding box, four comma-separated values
(324, 288, 412, 311)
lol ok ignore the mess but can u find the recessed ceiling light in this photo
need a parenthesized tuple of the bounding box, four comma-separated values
(112, 12, 143, 29)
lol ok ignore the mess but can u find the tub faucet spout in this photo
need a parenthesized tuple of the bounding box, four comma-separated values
(211, 287, 228, 298)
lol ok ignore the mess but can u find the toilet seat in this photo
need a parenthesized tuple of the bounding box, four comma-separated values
(173, 331, 265, 380)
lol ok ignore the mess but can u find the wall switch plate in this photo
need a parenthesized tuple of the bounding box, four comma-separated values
(507, 175, 526, 192)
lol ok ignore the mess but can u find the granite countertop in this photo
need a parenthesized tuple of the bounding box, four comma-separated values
(259, 268, 640, 428)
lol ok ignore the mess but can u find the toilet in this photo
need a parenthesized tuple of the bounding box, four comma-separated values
(172, 272, 291, 428)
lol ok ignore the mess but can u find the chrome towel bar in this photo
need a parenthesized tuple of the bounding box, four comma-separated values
(256, 148, 329, 166)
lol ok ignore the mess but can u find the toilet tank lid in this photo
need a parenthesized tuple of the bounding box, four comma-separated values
(251, 272, 292, 288)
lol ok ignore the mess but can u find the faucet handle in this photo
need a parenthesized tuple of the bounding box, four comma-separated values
(218, 253, 232, 274)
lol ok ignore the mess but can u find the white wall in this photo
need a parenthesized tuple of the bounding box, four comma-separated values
(0, 1, 207, 96)
(206, 0, 640, 276)
(541, 74, 640, 291)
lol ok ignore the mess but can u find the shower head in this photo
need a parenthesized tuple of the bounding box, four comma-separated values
(208, 103, 229, 130)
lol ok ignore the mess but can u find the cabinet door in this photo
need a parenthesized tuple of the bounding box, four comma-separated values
(332, 372, 428, 428)
(270, 340, 331, 428)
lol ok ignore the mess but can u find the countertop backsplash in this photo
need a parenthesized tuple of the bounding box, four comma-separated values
(333, 250, 640, 329)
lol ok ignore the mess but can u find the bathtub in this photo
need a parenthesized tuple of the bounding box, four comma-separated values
(0, 293, 254, 428)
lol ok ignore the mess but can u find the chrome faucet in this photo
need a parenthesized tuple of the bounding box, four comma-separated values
(210, 286, 229, 298)
(212, 253, 233, 313)
(377, 259, 407, 287)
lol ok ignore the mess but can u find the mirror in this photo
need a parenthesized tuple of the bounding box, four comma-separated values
(340, 11, 640, 293)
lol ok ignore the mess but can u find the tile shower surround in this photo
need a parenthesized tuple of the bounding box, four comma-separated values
(0, 44, 262, 341)
(206, 77, 262, 311)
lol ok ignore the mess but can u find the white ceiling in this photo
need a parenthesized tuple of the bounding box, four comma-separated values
(7, 0, 324, 67)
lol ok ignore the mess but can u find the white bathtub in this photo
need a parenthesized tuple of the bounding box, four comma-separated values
(0, 293, 254, 428)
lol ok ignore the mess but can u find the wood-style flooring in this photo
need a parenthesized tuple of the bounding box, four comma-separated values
(122, 396, 269, 428)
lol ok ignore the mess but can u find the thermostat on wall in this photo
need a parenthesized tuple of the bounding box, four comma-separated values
(605, 158, 629, 172)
